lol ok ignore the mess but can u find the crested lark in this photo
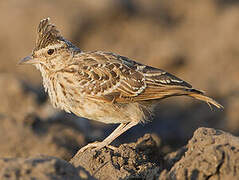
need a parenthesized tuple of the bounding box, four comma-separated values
(20, 18, 223, 152)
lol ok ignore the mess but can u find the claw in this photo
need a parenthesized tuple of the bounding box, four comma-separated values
(76, 122, 138, 155)
(77, 141, 116, 154)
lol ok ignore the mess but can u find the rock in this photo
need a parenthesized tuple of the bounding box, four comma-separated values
(0, 155, 94, 180)
(161, 127, 239, 180)
(70, 134, 162, 180)
(71, 128, 239, 180)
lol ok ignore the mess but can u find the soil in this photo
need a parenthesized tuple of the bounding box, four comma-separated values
(0, 128, 238, 180)
(0, 0, 239, 179)
(70, 128, 239, 180)
(0, 155, 94, 180)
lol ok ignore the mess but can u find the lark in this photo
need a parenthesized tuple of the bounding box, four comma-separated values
(20, 18, 223, 152)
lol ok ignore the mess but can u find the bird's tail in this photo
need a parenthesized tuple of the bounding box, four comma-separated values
(187, 89, 223, 109)
(117, 86, 223, 109)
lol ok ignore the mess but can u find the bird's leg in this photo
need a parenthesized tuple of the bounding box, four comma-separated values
(78, 121, 138, 153)
(102, 121, 138, 145)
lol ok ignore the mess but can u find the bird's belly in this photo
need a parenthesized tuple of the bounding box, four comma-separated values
(47, 78, 145, 124)
(70, 99, 144, 124)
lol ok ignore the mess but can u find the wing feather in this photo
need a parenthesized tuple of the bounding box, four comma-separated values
(59, 52, 147, 102)
(59, 51, 194, 103)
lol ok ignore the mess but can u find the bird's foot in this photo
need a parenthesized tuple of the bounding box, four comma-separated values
(77, 141, 116, 154)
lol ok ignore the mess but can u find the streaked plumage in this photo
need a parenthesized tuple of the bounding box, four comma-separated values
(20, 18, 223, 152)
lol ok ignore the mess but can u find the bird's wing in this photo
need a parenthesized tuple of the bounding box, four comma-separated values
(58, 51, 147, 103)
(59, 51, 194, 103)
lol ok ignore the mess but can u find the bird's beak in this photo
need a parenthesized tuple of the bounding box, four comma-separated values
(19, 55, 39, 65)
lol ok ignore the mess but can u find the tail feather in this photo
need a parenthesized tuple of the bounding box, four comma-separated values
(116, 86, 223, 109)
(188, 91, 223, 109)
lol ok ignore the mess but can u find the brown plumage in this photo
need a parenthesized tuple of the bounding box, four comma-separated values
(20, 18, 223, 152)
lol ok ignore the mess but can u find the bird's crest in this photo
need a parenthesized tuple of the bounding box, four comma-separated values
(35, 18, 62, 51)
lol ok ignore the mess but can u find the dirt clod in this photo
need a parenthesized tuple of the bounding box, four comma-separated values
(71, 134, 162, 180)
(161, 128, 239, 180)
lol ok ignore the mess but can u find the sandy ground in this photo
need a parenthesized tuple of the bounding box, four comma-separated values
(0, 0, 239, 179)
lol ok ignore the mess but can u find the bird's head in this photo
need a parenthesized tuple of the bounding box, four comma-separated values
(19, 18, 81, 70)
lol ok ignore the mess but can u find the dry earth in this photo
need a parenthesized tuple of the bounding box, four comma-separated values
(0, 127, 238, 179)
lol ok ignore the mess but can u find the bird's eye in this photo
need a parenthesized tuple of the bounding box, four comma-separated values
(47, 49, 54, 55)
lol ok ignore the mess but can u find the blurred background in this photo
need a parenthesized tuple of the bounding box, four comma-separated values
(0, 0, 238, 160)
